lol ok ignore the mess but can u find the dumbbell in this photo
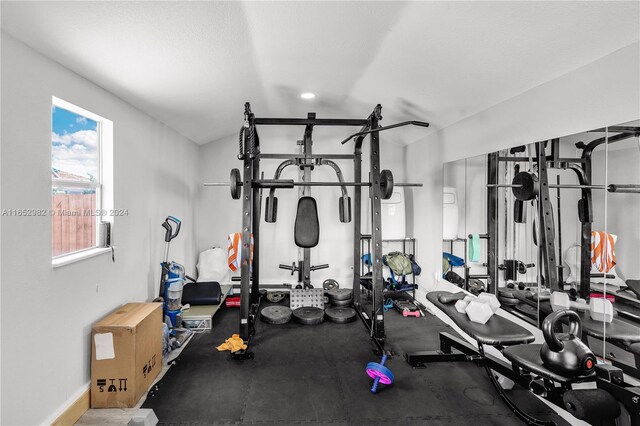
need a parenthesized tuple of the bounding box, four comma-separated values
(550, 292, 613, 323)
(550, 292, 589, 311)
(439, 292, 500, 325)
(366, 354, 394, 394)
(464, 293, 500, 324)
(454, 295, 475, 313)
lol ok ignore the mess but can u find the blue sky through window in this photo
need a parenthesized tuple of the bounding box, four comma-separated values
(52, 106, 99, 181)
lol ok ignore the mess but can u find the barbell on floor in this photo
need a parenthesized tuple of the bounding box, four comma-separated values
(204, 168, 422, 200)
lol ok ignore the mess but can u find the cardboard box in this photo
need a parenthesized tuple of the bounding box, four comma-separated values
(91, 303, 163, 408)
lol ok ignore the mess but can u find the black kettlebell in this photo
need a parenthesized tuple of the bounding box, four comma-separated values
(540, 310, 596, 377)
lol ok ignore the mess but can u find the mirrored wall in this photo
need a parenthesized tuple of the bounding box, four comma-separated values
(442, 120, 640, 375)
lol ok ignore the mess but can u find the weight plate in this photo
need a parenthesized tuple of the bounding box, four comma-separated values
(499, 289, 516, 299)
(326, 288, 353, 301)
(266, 291, 286, 303)
(292, 307, 324, 325)
(498, 296, 520, 306)
(230, 168, 242, 200)
(323, 279, 340, 291)
(380, 169, 394, 200)
(331, 297, 353, 307)
(512, 171, 537, 201)
(515, 303, 538, 316)
(325, 307, 356, 324)
(259, 306, 292, 324)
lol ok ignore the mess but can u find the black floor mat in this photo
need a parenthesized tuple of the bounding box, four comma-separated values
(143, 298, 568, 425)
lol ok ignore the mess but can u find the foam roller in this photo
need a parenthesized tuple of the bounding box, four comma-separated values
(563, 389, 620, 423)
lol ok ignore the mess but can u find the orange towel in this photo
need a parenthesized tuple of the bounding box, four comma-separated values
(216, 334, 247, 352)
(227, 232, 254, 272)
(590, 231, 617, 273)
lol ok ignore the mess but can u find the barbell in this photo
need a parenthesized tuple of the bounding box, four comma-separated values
(487, 171, 639, 201)
(205, 168, 422, 200)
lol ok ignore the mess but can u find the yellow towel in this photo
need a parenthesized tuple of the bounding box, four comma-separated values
(216, 334, 247, 352)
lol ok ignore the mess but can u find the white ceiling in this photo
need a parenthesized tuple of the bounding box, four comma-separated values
(2, 1, 639, 145)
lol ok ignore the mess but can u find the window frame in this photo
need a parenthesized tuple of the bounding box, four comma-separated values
(51, 97, 111, 265)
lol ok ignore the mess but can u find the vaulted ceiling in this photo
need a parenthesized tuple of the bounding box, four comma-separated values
(2, 1, 639, 145)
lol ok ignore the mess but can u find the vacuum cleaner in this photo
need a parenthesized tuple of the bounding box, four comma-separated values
(158, 216, 194, 328)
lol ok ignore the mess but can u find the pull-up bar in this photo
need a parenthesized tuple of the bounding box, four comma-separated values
(339, 120, 430, 145)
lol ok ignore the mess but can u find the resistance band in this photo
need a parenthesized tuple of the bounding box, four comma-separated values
(469, 234, 481, 262)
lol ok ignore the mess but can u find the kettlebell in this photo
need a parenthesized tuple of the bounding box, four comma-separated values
(540, 310, 596, 377)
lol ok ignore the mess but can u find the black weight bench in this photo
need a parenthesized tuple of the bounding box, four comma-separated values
(503, 344, 595, 385)
(502, 343, 640, 425)
(502, 344, 596, 425)
(513, 290, 640, 377)
(415, 291, 640, 425)
(407, 291, 550, 424)
(278, 196, 328, 288)
(426, 291, 536, 346)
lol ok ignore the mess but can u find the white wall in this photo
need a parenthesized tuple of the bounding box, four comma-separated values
(407, 42, 640, 302)
(0, 34, 200, 425)
(440, 42, 640, 163)
(442, 155, 489, 279)
(197, 127, 406, 288)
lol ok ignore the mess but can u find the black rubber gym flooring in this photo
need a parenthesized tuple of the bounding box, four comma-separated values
(143, 298, 569, 425)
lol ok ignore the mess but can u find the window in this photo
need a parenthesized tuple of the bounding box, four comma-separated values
(51, 97, 113, 263)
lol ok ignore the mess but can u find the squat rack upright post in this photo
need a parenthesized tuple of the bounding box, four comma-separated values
(354, 106, 386, 350)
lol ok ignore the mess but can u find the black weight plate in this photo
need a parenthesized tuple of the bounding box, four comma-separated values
(380, 169, 394, 200)
(266, 291, 285, 303)
(259, 306, 292, 324)
(326, 288, 353, 301)
(323, 279, 339, 291)
(331, 298, 353, 307)
(498, 296, 520, 306)
(515, 303, 539, 317)
(292, 307, 324, 325)
(499, 289, 516, 299)
(325, 307, 356, 324)
(230, 168, 242, 200)
(512, 171, 537, 201)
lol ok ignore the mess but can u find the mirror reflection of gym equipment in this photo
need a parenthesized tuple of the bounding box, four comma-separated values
(439, 122, 640, 424)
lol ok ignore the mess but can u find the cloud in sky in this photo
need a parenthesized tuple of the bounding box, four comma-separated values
(52, 129, 99, 179)
(52, 130, 98, 149)
(51, 105, 100, 180)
